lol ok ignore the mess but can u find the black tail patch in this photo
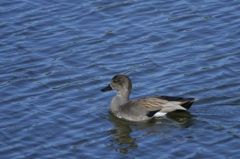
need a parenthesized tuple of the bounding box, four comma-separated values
(181, 100, 194, 109)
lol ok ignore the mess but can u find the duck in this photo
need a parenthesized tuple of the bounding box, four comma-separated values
(101, 74, 195, 122)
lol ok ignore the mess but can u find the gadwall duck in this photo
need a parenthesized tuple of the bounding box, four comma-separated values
(101, 75, 195, 122)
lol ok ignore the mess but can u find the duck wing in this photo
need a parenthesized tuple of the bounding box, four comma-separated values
(156, 96, 195, 109)
(131, 96, 195, 117)
(119, 97, 195, 119)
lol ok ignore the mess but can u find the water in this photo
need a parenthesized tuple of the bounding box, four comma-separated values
(0, 0, 240, 158)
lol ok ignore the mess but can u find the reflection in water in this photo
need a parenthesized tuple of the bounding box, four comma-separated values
(108, 111, 193, 154)
(166, 110, 193, 128)
(108, 113, 137, 154)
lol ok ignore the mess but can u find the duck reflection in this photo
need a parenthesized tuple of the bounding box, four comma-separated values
(166, 110, 193, 127)
(108, 111, 193, 154)
(108, 113, 137, 154)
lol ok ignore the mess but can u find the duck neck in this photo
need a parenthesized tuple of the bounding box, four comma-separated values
(110, 89, 130, 113)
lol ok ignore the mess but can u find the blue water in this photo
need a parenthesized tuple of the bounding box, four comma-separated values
(0, 0, 240, 158)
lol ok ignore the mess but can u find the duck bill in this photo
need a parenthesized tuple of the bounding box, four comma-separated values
(101, 84, 112, 92)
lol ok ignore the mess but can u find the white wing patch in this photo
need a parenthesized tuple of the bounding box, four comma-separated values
(153, 112, 167, 117)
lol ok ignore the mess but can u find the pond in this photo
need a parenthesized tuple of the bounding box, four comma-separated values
(0, 0, 240, 158)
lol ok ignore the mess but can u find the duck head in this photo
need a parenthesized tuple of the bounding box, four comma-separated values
(101, 75, 132, 95)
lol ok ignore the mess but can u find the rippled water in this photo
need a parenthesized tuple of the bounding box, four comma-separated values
(1, 0, 240, 158)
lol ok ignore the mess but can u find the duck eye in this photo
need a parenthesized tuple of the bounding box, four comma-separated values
(113, 79, 119, 83)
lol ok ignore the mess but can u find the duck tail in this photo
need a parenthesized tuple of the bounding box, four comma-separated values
(181, 98, 196, 109)
(158, 96, 196, 110)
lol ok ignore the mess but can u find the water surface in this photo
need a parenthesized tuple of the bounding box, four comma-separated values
(0, 0, 240, 158)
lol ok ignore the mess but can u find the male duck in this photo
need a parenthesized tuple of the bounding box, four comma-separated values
(101, 74, 195, 122)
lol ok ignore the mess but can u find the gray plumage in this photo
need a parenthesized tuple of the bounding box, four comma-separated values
(101, 75, 195, 122)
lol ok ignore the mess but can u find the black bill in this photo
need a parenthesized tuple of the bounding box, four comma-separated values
(101, 84, 112, 92)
